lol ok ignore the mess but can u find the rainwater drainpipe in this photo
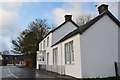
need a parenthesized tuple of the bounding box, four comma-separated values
(114, 61, 118, 77)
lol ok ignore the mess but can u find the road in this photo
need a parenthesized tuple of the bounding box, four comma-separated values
(1, 65, 73, 80)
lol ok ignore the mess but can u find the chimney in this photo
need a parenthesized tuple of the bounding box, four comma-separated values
(98, 4, 108, 14)
(64, 15, 72, 21)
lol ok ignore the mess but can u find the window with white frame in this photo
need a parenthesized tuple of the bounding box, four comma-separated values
(47, 52, 49, 65)
(40, 43, 42, 50)
(47, 37, 49, 47)
(38, 50, 45, 61)
(41, 51, 45, 61)
(65, 41, 74, 64)
(42, 52, 45, 61)
(38, 54, 44, 61)
(43, 40, 45, 49)
(53, 48, 58, 64)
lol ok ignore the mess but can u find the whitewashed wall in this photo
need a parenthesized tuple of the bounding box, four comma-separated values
(118, 27, 120, 63)
(0, 55, 2, 66)
(36, 33, 52, 69)
(46, 43, 66, 74)
(37, 21, 78, 69)
(80, 15, 119, 78)
(47, 34, 83, 77)
(52, 22, 77, 45)
(61, 34, 82, 78)
(52, 44, 61, 65)
(44, 33, 52, 65)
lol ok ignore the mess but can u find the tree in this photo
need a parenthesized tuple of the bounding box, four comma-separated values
(2, 50, 10, 55)
(0, 52, 2, 55)
(11, 19, 50, 68)
(76, 15, 93, 27)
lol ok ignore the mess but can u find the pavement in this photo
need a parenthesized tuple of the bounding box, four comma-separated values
(1, 64, 77, 80)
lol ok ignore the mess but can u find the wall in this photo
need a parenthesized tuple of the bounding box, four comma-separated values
(118, 26, 120, 76)
(80, 15, 119, 78)
(44, 33, 52, 65)
(61, 34, 82, 78)
(46, 34, 83, 78)
(52, 21, 77, 45)
(118, 27, 120, 63)
(36, 33, 52, 69)
(36, 21, 77, 69)
(0, 55, 2, 66)
(49, 44, 63, 74)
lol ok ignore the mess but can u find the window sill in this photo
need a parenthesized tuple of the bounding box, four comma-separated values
(65, 63, 75, 65)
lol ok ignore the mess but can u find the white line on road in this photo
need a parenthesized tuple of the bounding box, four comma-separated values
(7, 66, 20, 79)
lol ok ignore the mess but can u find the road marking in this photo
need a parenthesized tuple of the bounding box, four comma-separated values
(7, 66, 20, 79)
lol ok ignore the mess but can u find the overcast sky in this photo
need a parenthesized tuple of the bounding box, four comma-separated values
(0, 0, 119, 53)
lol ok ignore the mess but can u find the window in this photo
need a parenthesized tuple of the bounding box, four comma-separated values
(42, 52, 45, 61)
(40, 43, 42, 50)
(53, 48, 58, 64)
(39, 55, 44, 61)
(43, 40, 45, 49)
(65, 41, 74, 64)
(38, 51, 45, 61)
(47, 37, 49, 47)
(47, 53, 49, 65)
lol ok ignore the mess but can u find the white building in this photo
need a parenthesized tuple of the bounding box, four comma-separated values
(36, 4, 120, 78)
(0, 55, 2, 66)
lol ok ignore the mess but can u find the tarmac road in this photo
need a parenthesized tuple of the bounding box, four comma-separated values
(1, 65, 74, 80)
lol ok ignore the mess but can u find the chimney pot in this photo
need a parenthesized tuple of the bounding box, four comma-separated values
(64, 15, 72, 21)
(98, 4, 108, 14)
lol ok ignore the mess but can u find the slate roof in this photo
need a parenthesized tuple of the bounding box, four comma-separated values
(51, 20, 79, 32)
(41, 20, 79, 41)
(52, 11, 120, 47)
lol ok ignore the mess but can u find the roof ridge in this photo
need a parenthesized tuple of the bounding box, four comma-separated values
(41, 20, 79, 41)
(52, 10, 120, 47)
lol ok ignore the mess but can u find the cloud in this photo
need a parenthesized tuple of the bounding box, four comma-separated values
(0, 2, 21, 28)
(0, 9, 18, 28)
(107, 2, 118, 18)
(96, 2, 118, 19)
(50, 2, 97, 25)
(0, 36, 11, 51)
(1, 0, 119, 2)
(0, 2, 21, 51)
(49, 2, 119, 26)
(0, 28, 15, 51)
(118, 1, 120, 20)
(51, 3, 84, 25)
(52, 8, 66, 25)
(0, 1, 119, 52)
(64, 0, 119, 2)
(93, 0, 119, 2)
(0, 0, 48, 2)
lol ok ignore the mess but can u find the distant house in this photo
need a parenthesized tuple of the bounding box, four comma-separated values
(36, 4, 120, 78)
(2, 54, 26, 66)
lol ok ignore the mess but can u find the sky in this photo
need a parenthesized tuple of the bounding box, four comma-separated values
(0, 0, 120, 53)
